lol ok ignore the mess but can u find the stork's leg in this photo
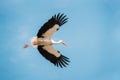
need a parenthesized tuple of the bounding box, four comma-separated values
(24, 44, 29, 48)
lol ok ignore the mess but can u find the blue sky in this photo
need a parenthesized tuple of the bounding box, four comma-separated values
(0, 0, 120, 80)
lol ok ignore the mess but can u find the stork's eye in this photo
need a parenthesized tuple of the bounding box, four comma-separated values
(57, 28, 59, 31)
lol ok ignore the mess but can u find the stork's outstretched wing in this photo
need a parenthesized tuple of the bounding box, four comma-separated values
(37, 46, 70, 68)
(37, 13, 68, 39)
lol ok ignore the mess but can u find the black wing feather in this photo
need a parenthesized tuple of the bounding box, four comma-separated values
(37, 46, 70, 68)
(37, 13, 68, 38)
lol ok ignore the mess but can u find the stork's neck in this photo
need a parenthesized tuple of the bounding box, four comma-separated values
(51, 39, 62, 44)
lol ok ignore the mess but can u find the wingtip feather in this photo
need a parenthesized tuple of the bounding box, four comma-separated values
(54, 55, 70, 68)
(53, 13, 68, 26)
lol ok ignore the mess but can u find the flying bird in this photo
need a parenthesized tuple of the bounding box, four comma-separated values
(24, 13, 70, 68)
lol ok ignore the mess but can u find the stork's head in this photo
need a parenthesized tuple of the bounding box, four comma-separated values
(59, 40, 67, 46)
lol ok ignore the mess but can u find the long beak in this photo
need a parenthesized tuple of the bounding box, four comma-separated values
(62, 42, 68, 46)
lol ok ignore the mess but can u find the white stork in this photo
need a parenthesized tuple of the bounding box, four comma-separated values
(24, 13, 70, 68)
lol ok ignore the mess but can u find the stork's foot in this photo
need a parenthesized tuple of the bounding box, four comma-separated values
(24, 44, 29, 48)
